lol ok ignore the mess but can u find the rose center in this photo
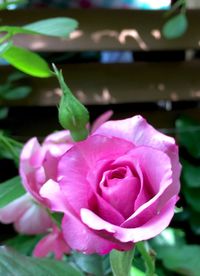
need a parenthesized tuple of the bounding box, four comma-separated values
(104, 167, 126, 187)
(99, 165, 140, 219)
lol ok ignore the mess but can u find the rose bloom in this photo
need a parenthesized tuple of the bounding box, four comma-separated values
(33, 225, 70, 260)
(20, 111, 113, 205)
(0, 193, 52, 235)
(20, 115, 181, 255)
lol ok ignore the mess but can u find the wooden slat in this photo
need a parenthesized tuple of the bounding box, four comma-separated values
(2, 106, 200, 140)
(0, 9, 200, 51)
(1, 62, 200, 106)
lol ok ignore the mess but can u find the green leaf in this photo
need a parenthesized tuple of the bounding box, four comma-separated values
(150, 228, 185, 249)
(73, 253, 104, 276)
(0, 176, 25, 208)
(0, 133, 22, 164)
(0, 246, 83, 276)
(0, 41, 13, 55)
(176, 116, 200, 158)
(157, 245, 200, 276)
(0, 107, 9, 119)
(182, 159, 200, 188)
(0, 0, 26, 10)
(24, 17, 78, 37)
(6, 235, 43, 256)
(110, 249, 135, 276)
(7, 71, 27, 82)
(150, 228, 200, 275)
(130, 266, 145, 276)
(162, 13, 188, 39)
(183, 186, 200, 212)
(0, 18, 78, 38)
(1, 45, 52, 78)
(1, 86, 31, 100)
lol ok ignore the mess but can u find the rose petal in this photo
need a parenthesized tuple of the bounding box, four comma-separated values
(94, 115, 174, 151)
(40, 180, 132, 254)
(81, 195, 178, 243)
(40, 180, 69, 213)
(59, 135, 133, 174)
(100, 166, 140, 218)
(93, 192, 125, 225)
(15, 203, 52, 234)
(43, 130, 73, 157)
(118, 147, 172, 227)
(0, 194, 31, 223)
(94, 115, 181, 197)
(58, 135, 133, 216)
(20, 138, 42, 168)
(20, 138, 46, 203)
(91, 110, 113, 133)
(116, 195, 178, 242)
(44, 130, 71, 144)
(62, 212, 132, 255)
(34, 226, 70, 259)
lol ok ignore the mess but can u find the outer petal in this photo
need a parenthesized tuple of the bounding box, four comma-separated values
(59, 135, 133, 175)
(40, 180, 71, 214)
(62, 212, 132, 255)
(94, 115, 175, 151)
(44, 130, 72, 144)
(116, 195, 179, 242)
(20, 138, 46, 203)
(20, 131, 74, 205)
(20, 137, 44, 170)
(43, 130, 73, 157)
(0, 194, 31, 223)
(81, 195, 178, 243)
(14, 203, 52, 235)
(91, 110, 113, 133)
(40, 180, 133, 254)
(33, 226, 70, 260)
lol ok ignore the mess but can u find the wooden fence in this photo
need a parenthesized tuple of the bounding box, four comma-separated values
(0, 8, 200, 138)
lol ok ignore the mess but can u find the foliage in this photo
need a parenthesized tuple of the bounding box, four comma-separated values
(0, 72, 31, 101)
(0, 176, 25, 208)
(0, 131, 22, 164)
(0, 3, 199, 275)
(151, 228, 200, 276)
(0, 246, 83, 276)
(0, 16, 78, 77)
(0, 0, 26, 10)
(175, 116, 200, 235)
(162, 0, 188, 39)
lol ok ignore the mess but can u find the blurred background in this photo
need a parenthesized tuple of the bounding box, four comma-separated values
(0, 1, 200, 275)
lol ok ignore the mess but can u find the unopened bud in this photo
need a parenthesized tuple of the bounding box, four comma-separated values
(53, 64, 89, 141)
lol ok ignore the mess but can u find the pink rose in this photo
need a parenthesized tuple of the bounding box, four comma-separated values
(39, 116, 181, 255)
(33, 225, 70, 260)
(20, 130, 74, 205)
(19, 111, 113, 206)
(0, 193, 52, 234)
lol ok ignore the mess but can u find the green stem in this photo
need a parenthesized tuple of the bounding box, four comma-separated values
(0, 32, 12, 44)
(110, 248, 135, 276)
(0, 134, 19, 165)
(7, 137, 23, 148)
(136, 241, 155, 276)
(164, 0, 186, 17)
